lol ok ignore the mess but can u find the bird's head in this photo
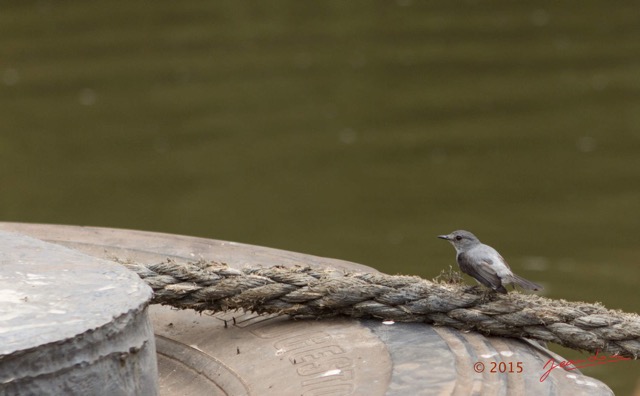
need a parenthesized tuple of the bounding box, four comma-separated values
(437, 230, 480, 252)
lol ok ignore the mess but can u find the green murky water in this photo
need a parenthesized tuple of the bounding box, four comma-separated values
(1, 1, 639, 392)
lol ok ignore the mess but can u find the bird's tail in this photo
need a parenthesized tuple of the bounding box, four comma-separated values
(509, 274, 543, 291)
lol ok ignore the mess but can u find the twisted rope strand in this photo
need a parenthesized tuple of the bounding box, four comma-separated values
(124, 260, 640, 359)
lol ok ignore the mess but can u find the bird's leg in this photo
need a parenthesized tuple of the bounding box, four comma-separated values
(462, 285, 482, 294)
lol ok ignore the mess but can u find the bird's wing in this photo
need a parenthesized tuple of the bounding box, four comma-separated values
(474, 244, 513, 276)
(457, 252, 502, 289)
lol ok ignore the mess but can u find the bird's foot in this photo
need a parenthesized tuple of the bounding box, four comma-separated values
(481, 289, 499, 301)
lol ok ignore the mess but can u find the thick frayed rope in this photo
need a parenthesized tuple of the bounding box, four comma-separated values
(124, 259, 640, 359)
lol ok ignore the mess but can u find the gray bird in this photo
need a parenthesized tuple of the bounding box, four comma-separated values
(438, 230, 543, 294)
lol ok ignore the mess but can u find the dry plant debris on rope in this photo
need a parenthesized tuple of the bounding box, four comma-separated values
(123, 259, 640, 359)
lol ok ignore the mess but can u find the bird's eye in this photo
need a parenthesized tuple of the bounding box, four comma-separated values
(455, 235, 462, 241)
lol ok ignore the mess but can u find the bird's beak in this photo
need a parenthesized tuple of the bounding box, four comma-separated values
(437, 234, 451, 240)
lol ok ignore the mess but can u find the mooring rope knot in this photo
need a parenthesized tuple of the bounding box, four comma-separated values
(123, 259, 640, 359)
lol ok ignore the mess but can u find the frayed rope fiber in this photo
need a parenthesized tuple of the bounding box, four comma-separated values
(123, 259, 640, 359)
